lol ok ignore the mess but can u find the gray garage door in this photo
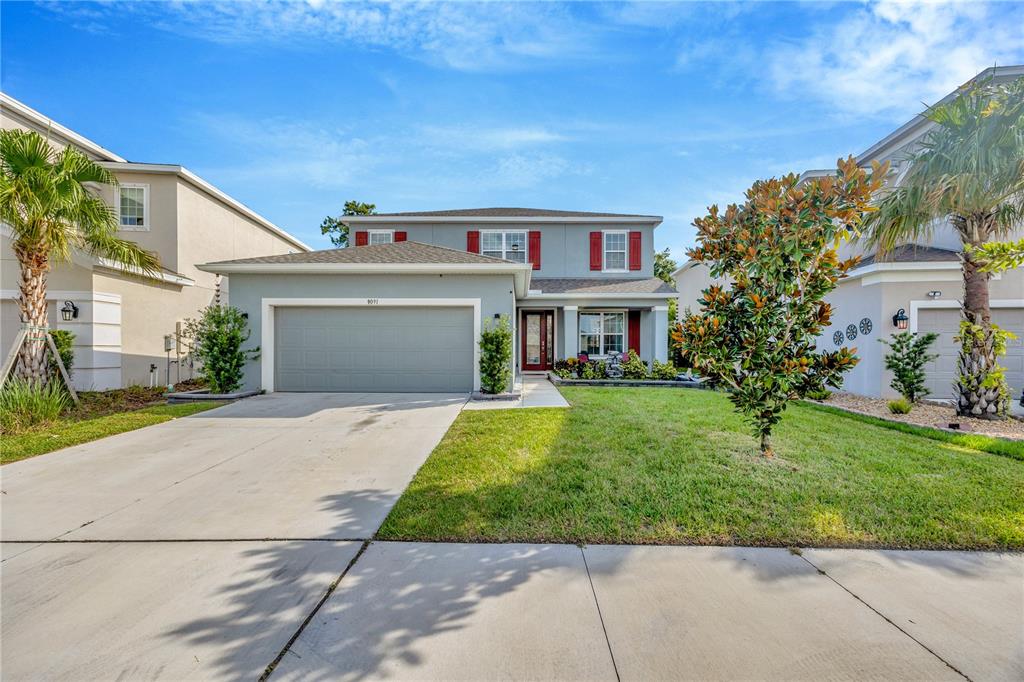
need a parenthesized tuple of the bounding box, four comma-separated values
(919, 308, 1024, 402)
(275, 306, 474, 392)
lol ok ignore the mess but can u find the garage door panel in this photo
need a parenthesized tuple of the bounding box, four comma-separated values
(919, 308, 1024, 400)
(274, 306, 474, 392)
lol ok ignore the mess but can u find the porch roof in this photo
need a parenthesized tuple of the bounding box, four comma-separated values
(528, 277, 676, 296)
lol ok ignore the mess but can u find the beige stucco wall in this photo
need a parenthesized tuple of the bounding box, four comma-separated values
(174, 177, 298, 286)
(95, 171, 181, 273)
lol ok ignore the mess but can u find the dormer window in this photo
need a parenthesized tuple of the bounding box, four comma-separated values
(368, 229, 394, 245)
(118, 184, 149, 230)
(481, 230, 527, 263)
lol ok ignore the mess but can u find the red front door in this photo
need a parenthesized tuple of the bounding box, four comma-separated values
(522, 311, 554, 371)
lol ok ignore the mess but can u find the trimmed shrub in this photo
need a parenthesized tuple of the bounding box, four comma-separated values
(184, 306, 260, 394)
(879, 331, 939, 403)
(651, 359, 677, 380)
(620, 350, 649, 379)
(579, 360, 608, 380)
(479, 315, 513, 393)
(48, 329, 75, 380)
(805, 388, 831, 401)
(888, 398, 913, 415)
(0, 379, 70, 433)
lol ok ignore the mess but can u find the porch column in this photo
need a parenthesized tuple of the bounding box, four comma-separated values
(563, 305, 578, 359)
(653, 305, 669, 362)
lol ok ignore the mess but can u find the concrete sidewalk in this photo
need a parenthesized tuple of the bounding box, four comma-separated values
(275, 543, 1021, 681)
(464, 375, 570, 410)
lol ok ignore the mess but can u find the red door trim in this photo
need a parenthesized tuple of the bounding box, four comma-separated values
(521, 310, 553, 371)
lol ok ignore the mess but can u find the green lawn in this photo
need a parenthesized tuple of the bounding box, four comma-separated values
(378, 387, 1024, 549)
(0, 402, 224, 464)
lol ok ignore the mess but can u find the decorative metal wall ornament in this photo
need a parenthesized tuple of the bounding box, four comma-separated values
(859, 318, 873, 335)
(833, 331, 844, 346)
(845, 324, 857, 341)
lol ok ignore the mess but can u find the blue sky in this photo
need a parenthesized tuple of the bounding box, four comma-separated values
(3, 1, 1023, 259)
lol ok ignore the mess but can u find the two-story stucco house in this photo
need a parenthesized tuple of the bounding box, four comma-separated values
(1, 93, 309, 389)
(675, 65, 1024, 402)
(199, 208, 676, 393)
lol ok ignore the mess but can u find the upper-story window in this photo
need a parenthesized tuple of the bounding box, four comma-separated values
(481, 230, 527, 263)
(118, 184, 149, 230)
(368, 229, 394, 245)
(603, 230, 627, 271)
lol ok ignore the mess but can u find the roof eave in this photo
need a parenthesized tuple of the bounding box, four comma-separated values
(98, 162, 310, 252)
(197, 261, 533, 297)
(342, 215, 663, 225)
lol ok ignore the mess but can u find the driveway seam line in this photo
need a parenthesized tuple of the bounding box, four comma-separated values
(580, 546, 621, 682)
(260, 539, 371, 681)
(796, 552, 971, 681)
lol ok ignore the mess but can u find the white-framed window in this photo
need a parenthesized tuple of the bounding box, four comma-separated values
(481, 230, 527, 263)
(579, 311, 625, 357)
(603, 230, 627, 271)
(118, 184, 149, 230)
(368, 229, 394, 245)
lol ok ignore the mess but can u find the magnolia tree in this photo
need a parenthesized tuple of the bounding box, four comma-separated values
(674, 157, 886, 455)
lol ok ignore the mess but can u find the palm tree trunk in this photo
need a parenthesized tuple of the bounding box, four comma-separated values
(14, 245, 50, 383)
(956, 218, 1006, 419)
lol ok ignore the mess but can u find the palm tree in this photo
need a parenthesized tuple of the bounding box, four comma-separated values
(861, 75, 1024, 419)
(0, 129, 160, 382)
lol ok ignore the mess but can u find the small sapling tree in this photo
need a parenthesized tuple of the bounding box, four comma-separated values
(478, 315, 513, 394)
(185, 305, 259, 394)
(879, 331, 939, 404)
(674, 157, 885, 455)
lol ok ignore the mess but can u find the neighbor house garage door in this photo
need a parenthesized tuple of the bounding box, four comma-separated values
(919, 307, 1024, 402)
(274, 306, 474, 392)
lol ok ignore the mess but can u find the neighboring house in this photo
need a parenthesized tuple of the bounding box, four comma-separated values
(675, 65, 1024, 401)
(1, 93, 309, 390)
(199, 208, 675, 393)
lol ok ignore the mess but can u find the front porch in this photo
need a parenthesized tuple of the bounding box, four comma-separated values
(515, 303, 670, 375)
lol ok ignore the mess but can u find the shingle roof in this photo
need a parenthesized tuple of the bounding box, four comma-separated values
(858, 244, 959, 267)
(531, 277, 677, 295)
(204, 241, 519, 266)
(365, 207, 660, 219)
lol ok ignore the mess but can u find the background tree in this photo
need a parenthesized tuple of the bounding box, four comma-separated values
(675, 157, 885, 455)
(860, 76, 1024, 419)
(321, 200, 376, 247)
(0, 130, 159, 382)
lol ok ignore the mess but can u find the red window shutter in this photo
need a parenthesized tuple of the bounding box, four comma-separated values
(629, 231, 642, 270)
(354, 231, 368, 246)
(394, 231, 407, 242)
(589, 232, 602, 271)
(529, 231, 541, 270)
(628, 311, 641, 356)
(467, 230, 480, 253)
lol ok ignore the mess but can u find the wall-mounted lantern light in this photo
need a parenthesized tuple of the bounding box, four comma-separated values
(60, 300, 79, 322)
(892, 308, 909, 330)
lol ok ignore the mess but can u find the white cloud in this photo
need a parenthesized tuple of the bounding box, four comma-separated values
(769, 0, 1024, 119)
(47, 0, 604, 72)
(492, 152, 589, 189)
(417, 124, 569, 151)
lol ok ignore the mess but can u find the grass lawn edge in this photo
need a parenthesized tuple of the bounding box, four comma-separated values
(0, 401, 228, 465)
(801, 400, 1024, 461)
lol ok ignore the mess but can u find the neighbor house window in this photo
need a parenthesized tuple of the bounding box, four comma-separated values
(481, 231, 527, 263)
(368, 229, 394, 245)
(579, 312, 624, 356)
(603, 231, 627, 271)
(118, 184, 148, 230)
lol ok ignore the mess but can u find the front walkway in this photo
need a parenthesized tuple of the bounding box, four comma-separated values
(464, 375, 570, 410)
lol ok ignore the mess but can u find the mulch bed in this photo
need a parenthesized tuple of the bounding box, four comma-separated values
(823, 392, 1024, 441)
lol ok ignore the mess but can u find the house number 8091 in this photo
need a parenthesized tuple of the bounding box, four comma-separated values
(366, 298, 380, 305)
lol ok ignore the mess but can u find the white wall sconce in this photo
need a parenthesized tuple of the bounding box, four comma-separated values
(927, 291, 942, 299)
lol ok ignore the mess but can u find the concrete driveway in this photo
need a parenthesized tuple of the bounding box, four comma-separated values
(0, 392, 465, 680)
